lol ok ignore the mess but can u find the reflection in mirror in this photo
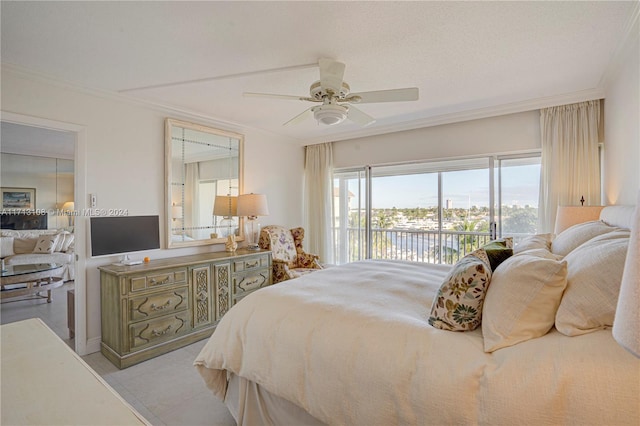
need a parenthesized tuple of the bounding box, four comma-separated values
(166, 119, 243, 248)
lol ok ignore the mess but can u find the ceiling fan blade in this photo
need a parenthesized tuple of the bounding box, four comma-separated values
(244, 92, 314, 102)
(346, 105, 376, 127)
(283, 108, 313, 126)
(319, 58, 346, 94)
(348, 87, 419, 104)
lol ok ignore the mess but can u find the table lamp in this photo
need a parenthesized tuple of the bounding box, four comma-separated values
(237, 193, 269, 250)
(213, 195, 238, 238)
(62, 201, 75, 227)
(554, 205, 604, 234)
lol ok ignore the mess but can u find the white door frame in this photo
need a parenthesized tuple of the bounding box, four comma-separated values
(1, 111, 89, 355)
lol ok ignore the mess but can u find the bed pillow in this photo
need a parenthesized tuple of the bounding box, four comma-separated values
(481, 238, 513, 271)
(516, 247, 562, 260)
(61, 233, 75, 252)
(53, 232, 68, 252)
(32, 234, 60, 254)
(428, 249, 492, 331)
(482, 252, 568, 352)
(513, 233, 552, 254)
(555, 230, 630, 336)
(1, 236, 14, 257)
(551, 220, 616, 257)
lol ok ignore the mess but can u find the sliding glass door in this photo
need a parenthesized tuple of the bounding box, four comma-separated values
(333, 154, 540, 265)
(497, 155, 541, 242)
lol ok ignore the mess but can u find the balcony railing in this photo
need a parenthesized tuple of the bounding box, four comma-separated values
(335, 227, 497, 265)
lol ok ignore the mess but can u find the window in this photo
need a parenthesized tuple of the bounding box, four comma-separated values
(497, 156, 541, 242)
(333, 169, 367, 264)
(333, 154, 540, 265)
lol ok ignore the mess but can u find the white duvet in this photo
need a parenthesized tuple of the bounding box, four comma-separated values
(195, 260, 639, 425)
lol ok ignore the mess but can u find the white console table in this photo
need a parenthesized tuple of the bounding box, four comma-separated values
(1, 318, 149, 425)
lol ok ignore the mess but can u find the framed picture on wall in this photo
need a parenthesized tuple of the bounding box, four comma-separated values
(1, 187, 36, 209)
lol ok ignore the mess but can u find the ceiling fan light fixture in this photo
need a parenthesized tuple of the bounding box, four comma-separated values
(312, 104, 348, 126)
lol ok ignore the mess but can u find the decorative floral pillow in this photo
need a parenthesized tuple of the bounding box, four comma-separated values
(428, 249, 492, 331)
(32, 234, 60, 254)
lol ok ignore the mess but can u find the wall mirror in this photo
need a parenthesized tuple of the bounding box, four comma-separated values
(165, 118, 243, 248)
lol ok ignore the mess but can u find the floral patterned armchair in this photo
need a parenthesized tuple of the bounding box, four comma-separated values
(258, 225, 323, 283)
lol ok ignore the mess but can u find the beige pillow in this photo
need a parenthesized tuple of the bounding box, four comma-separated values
(32, 234, 60, 254)
(54, 232, 66, 252)
(516, 247, 562, 260)
(61, 233, 74, 252)
(482, 252, 568, 352)
(1, 236, 15, 257)
(513, 233, 552, 254)
(555, 231, 630, 336)
(13, 238, 37, 254)
(551, 220, 617, 257)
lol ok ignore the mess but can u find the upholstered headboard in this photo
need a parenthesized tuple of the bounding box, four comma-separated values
(600, 205, 636, 229)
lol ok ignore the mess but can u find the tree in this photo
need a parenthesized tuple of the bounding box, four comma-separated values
(503, 208, 538, 234)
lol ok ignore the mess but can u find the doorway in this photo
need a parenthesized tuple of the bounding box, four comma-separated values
(0, 112, 87, 355)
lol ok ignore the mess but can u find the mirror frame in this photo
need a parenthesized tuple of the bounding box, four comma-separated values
(165, 118, 244, 248)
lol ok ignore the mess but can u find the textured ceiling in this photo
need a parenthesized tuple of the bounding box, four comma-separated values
(1, 1, 637, 145)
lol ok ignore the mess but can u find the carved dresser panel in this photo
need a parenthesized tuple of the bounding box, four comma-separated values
(99, 249, 271, 368)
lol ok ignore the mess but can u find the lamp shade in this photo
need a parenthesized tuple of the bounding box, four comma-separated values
(62, 201, 75, 211)
(213, 195, 237, 217)
(554, 205, 604, 234)
(237, 194, 269, 217)
(612, 192, 640, 358)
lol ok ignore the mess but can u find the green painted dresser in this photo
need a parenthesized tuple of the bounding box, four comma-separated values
(99, 249, 271, 368)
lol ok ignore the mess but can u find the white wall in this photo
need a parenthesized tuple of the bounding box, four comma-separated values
(1, 67, 304, 350)
(332, 110, 540, 168)
(603, 19, 640, 205)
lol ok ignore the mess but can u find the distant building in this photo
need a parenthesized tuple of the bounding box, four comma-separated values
(446, 199, 453, 209)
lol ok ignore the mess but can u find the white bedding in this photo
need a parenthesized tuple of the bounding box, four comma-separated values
(195, 259, 639, 425)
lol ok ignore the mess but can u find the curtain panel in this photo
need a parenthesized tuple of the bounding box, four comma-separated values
(304, 142, 334, 264)
(539, 100, 601, 232)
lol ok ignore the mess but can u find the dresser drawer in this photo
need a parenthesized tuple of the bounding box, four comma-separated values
(129, 311, 190, 350)
(233, 269, 270, 299)
(128, 268, 187, 292)
(129, 287, 188, 322)
(233, 254, 270, 273)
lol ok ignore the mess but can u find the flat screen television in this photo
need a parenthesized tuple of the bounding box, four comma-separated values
(90, 215, 160, 257)
(1, 212, 48, 230)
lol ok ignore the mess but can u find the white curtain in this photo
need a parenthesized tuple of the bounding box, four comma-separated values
(539, 100, 601, 233)
(304, 142, 334, 264)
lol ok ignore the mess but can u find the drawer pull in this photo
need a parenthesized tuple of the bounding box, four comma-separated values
(150, 300, 171, 311)
(152, 325, 172, 337)
(246, 260, 259, 268)
(245, 277, 260, 286)
(149, 276, 170, 285)
(238, 274, 266, 291)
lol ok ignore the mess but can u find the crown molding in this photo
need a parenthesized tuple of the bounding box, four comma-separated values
(303, 88, 605, 145)
(0, 63, 608, 148)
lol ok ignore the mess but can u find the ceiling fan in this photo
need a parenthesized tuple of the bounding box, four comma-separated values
(244, 58, 419, 127)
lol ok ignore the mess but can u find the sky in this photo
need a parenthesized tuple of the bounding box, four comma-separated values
(347, 164, 540, 209)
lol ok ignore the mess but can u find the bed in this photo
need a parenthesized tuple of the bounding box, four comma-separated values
(194, 205, 639, 425)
